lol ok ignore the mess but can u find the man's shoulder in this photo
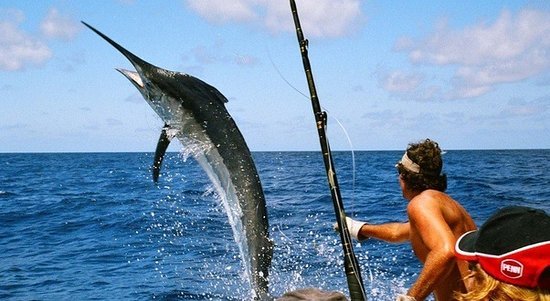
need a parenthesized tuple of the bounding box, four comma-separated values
(407, 190, 454, 214)
(409, 190, 474, 228)
(407, 193, 441, 214)
(412, 189, 452, 203)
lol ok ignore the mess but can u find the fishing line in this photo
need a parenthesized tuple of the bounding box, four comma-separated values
(266, 47, 310, 100)
(266, 46, 359, 214)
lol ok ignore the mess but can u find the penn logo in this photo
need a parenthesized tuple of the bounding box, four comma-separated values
(501, 259, 523, 278)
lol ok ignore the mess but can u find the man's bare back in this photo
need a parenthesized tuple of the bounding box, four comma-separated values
(407, 190, 476, 300)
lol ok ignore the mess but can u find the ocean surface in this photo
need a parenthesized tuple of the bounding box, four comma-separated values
(1, 150, 549, 300)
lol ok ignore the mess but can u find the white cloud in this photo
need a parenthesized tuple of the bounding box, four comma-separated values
(183, 39, 258, 67)
(184, 0, 363, 38)
(377, 69, 443, 101)
(106, 118, 124, 126)
(0, 8, 79, 71)
(502, 97, 548, 118)
(448, 83, 490, 99)
(185, 0, 256, 23)
(233, 54, 258, 66)
(380, 71, 423, 93)
(0, 10, 51, 71)
(397, 8, 550, 99)
(40, 8, 79, 40)
(0, 123, 28, 130)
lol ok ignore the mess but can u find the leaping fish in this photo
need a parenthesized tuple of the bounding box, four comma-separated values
(82, 21, 273, 300)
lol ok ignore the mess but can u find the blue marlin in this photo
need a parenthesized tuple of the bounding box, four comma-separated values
(82, 22, 273, 300)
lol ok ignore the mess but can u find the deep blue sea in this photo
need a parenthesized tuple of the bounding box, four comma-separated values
(1, 150, 549, 300)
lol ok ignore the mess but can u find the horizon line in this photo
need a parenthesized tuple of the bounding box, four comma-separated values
(1, 148, 549, 155)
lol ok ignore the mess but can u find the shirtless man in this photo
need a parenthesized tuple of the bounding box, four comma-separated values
(343, 139, 476, 301)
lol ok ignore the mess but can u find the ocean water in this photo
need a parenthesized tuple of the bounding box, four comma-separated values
(1, 150, 549, 300)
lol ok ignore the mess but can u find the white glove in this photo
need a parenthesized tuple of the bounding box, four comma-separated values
(333, 217, 367, 240)
(395, 294, 416, 301)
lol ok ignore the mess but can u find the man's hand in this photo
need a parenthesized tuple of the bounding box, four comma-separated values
(333, 217, 368, 240)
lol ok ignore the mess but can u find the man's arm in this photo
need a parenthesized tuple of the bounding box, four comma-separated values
(359, 221, 410, 242)
(405, 197, 457, 300)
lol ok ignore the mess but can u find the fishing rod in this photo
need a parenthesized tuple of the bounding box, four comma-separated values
(288, 1, 367, 300)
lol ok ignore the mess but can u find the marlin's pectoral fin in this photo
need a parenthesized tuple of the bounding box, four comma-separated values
(152, 124, 177, 182)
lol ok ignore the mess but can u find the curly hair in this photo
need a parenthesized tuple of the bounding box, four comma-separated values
(454, 264, 550, 301)
(396, 139, 447, 192)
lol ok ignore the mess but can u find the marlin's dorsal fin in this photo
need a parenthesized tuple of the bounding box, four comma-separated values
(152, 124, 176, 182)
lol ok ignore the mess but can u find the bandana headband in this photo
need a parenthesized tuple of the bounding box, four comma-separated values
(399, 152, 421, 173)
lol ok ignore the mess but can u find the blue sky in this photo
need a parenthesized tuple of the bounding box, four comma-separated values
(1, 0, 549, 152)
